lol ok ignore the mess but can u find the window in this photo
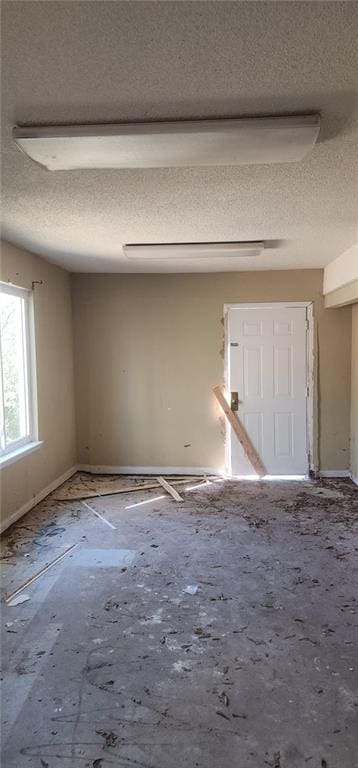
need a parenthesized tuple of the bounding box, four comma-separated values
(0, 282, 38, 461)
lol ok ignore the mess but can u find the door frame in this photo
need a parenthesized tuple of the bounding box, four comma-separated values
(223, 301, 315, 477)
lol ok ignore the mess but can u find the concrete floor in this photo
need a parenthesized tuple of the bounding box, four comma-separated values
(1, 474, 358, 768)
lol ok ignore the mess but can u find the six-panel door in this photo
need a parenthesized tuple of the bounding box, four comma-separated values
(228, 306, 308, 475)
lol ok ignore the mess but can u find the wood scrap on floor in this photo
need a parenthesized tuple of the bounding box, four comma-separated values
(157, 476, 184, 502)
(213, 385, 266, 477)
(5, 543, 79, 604)
(53, 476, 209, 502)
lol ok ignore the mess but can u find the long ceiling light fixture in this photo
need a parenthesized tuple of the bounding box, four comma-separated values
(13, 115, 320, 171)
(123, 242, 265, 260)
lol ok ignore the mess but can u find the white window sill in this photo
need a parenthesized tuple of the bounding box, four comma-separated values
(0, 440, 43, 469)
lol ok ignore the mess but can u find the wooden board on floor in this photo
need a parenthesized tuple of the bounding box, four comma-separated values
(157, 476, 184, 502)
(53, 476, 207, 502)
(213, 385, 266, 477)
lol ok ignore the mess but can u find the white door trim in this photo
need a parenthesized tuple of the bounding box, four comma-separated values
(223, 302, 315, 477)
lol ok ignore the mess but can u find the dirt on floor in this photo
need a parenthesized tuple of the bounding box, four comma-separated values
(1, 475, 357, 768)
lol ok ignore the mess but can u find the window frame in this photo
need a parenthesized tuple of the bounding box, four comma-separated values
(0, 281, 38, 461)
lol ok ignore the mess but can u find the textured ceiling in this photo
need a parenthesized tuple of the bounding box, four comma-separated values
(1, 0, 358, 273)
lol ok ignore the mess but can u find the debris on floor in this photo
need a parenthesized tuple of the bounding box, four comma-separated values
(53, 472, 212, 501)
(184, 584, 198, 595)
(7, 593, 31, 607)
(1, 473, 357, 767)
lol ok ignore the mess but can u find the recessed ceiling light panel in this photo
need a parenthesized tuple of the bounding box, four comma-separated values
(13, 115, 320, 171)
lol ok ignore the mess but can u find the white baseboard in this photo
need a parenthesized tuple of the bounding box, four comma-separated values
(318, 470, 351, 478)
(0, 465, 78, 535)
(351, 475, 358, 486)
(78, 464, 223, 476)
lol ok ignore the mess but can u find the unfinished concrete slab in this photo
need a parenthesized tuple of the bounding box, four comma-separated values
(1, 475, 357, 767)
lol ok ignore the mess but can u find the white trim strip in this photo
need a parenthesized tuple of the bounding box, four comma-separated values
(318, 470, 351, 478)
(6, 543, 79, 603)
(81, 500, 116, 529)
(125, 494, 166, 510)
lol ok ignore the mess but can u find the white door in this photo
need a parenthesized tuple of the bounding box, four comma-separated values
(227, 305, 309, 476)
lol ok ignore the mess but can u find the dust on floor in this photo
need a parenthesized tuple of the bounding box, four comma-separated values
(1, 475, 357, 768)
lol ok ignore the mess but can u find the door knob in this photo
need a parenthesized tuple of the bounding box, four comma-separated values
(231, 391, 239, 411)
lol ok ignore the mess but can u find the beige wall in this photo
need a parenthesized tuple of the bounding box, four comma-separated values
(351, 304, 358, 481)
(0, 242, 77, 530)
(0, 257, 353, 530)
(72, 270, 352, 473)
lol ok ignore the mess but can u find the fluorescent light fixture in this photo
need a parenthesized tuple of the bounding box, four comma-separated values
(13, 115, 320, 171)
(123, 242, 265, 260)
